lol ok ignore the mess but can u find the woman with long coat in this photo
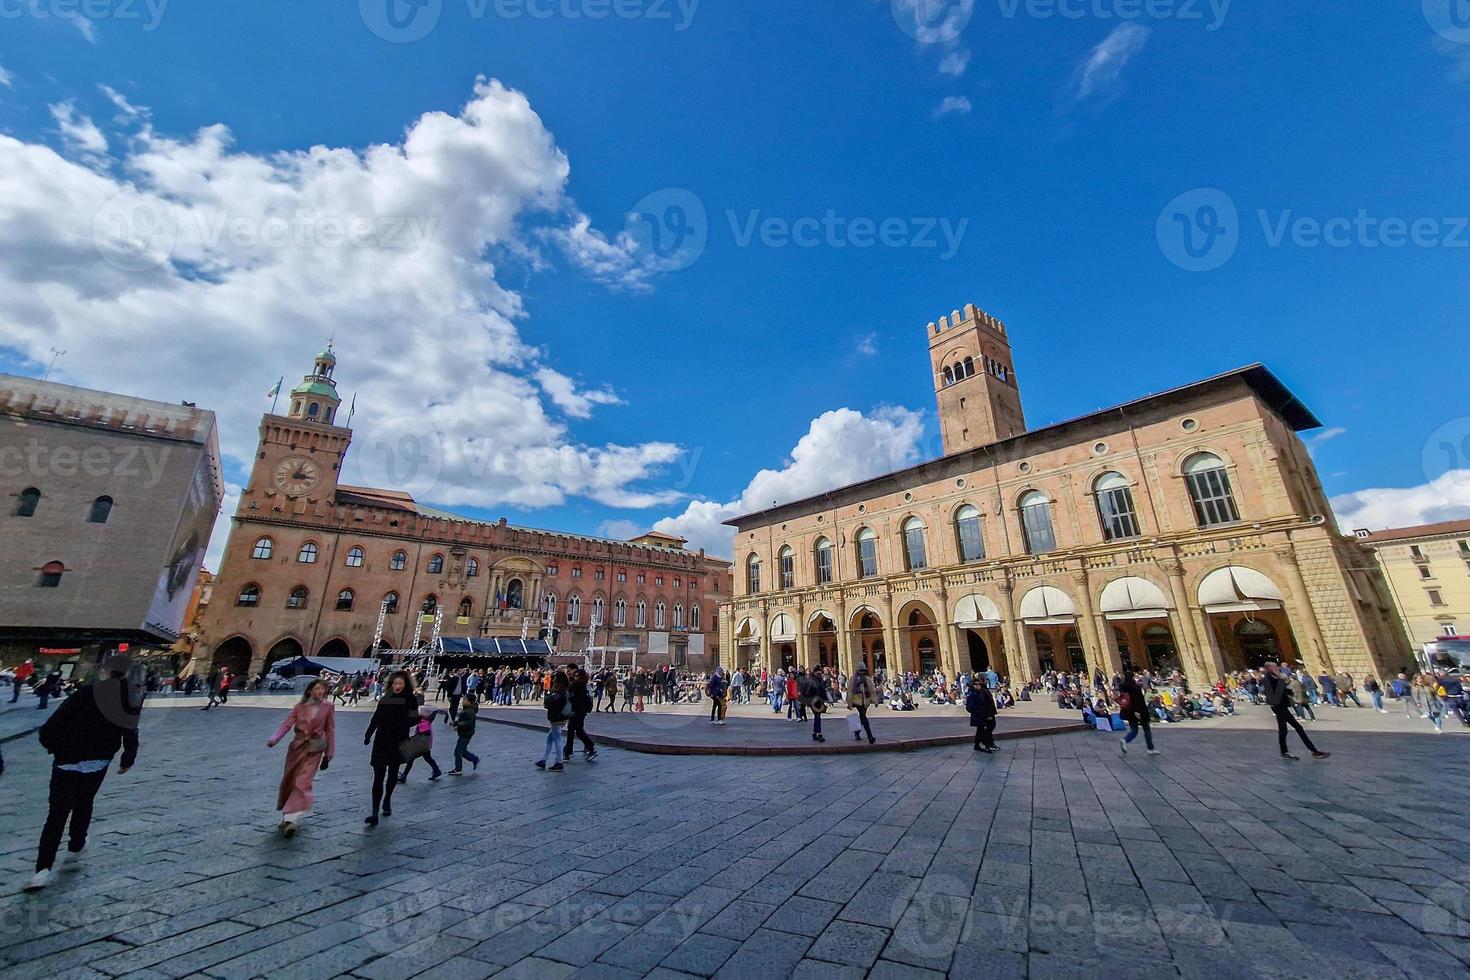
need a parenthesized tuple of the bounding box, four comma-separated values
(362, 671, 417, 826)
(965, 681, 998, 753)
(266, 678, 336, 837)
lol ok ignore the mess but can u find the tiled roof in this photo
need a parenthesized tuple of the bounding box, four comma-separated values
(1357, 519, 1470, 543)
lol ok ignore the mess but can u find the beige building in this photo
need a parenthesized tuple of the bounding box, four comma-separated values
(1356, 520, 1470, 648)
(0, 374, 223, 671)
(194, 347, 732, 678)
(719, 303, 1407, 690)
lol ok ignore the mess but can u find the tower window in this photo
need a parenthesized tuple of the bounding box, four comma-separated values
(15, 487, 40, 518)
(427, 554, 444, 574)
(297, 542, 318, 564)
(383, 591, 399, 614)
(287, 586, 309, 609)
(38, 561, 65, 588)
(88, 496, 114, 524)
(307, 403, 320, 419)
(390, 550, 407, 571)
(252, 537, 274, 560)
(336, 589, 355, 611)
(345, 546, 364, 567)
(237, 583, 261, 606)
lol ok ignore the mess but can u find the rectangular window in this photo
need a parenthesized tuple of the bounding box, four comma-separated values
(816, 547, 833, 584)
(1022, 502, 1057, 555)
(957, 516, 985, 562)
(1410, 545, 1425, 559)
(617, 570, 627, 582)
(1097, 487, 1141, 541)
(858, 538, 878, 578)
(779, 554, 794, 590)
(1428, 589, 1445, 606)
(1185, 469, 1240, 527)
(1419, 565, 1433, 579)
(904, 528, 927, 570)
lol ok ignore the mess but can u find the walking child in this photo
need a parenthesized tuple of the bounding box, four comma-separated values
(449, 697, 480, 774)
(537, 672, 572, 772)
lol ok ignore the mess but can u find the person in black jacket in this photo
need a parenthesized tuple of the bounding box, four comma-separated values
(362, 671, 417, 826)
(966, 681, 998, 752)
(25, 654, 140, 891)
(1263, 662, 1329, 761)
(563, 668, 598, 761)
(1117, 672, 1157, 755)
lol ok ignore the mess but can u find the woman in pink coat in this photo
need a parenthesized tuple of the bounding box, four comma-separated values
(266, 678, 336, 837)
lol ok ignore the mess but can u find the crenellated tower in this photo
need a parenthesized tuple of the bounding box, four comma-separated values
(927, 303, 1026, 454)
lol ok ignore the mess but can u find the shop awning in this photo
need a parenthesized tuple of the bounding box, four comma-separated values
(770, 612, 797, 642)
(436, 636, 553, 657)
(952, 593, 1003, 629)
(1099, 577, 1172, 621)
(1198, 566, 1285, 613)
(1019, 585, 1077, 625)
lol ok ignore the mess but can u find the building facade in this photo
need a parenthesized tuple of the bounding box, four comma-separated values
(719, 303, 1408, 691)
(1356, 520, 1470, 647)
(0, 374, 223, 672)
(193, 348, 731, 678)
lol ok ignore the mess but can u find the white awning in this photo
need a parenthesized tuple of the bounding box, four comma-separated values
(1099, 577, 1171, 621)
(1198, 565, 1285, 613)
(770, 612, 797, 642)
(849, 604, 882, 625)
(735, 617, 760, 643)
(1019, 585, 1078, 625)
(806, 609, 836, 629)
(952, 593, 1003, 629)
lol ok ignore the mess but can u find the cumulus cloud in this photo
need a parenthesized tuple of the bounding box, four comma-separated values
(890, 0, 973, 83)
(932, 95, 973, 119)
(0, 64, 14, 89)
(48, 100, 107, 157)
(596, 518, 646, 540)
(938, 49, 971, 77)
(98, 83, 148, 123)
(1066, 23, 1151, 106)
(854, 332, 878, 357)
(1331, 472, 1470, 534)
(1, 77, 687, 523)
(650, 406, 927, 556)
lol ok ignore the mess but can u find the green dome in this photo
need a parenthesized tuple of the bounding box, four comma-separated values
(292, 379, 339, 399)
(316, 346, 336, 364)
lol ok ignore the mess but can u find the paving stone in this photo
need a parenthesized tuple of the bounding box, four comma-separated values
(807, 919, 888, 968)
(767, 896, 842, 937)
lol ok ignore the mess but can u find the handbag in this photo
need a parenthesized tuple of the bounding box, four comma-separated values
(398, 733, 430, 761)
(846, 711, 862, 733)
(306, 736, 328, 754)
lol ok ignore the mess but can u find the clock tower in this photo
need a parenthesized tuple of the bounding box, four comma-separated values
(245, 345, 352, 513)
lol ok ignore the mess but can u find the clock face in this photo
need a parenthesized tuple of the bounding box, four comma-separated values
(272, 455, 320, 497)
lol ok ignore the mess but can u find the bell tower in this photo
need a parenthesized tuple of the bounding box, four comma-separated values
(287, 343, 342, 424)
(928, 303, 1026, 454)
(242, 344, 352, 513)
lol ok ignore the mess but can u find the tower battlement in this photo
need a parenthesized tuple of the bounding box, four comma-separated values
(925, 300, 1026, 454)
(927, 303, 1007, 345)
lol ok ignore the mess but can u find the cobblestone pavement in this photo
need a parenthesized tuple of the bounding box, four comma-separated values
(0, 703, 1466, 979)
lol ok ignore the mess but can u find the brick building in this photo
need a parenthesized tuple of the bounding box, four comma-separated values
(193, 347, 731, 678)
(0, 374, 223, 673)
(719, 303, 1408, 690)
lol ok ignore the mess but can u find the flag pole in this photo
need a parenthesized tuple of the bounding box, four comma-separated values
(269, 377, 283, 415)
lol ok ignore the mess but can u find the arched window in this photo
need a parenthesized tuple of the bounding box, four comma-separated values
(307, 403, 320, 418)
(427, 553, 444, 574)
(39, 561, 65, 588)
(544, 592, 557, 620)
(814, 536, 834, 584)
(506, 578, 523, 609)
(237, 583, 261, 606)
(467, 557, 479, 578)
(655, 601, 666, 629)
(592, 596, 605, 624)
(297, 542, 318, 564)
(1094, 472, 1141, 541)
(689, 604, 701, 631)
(962, 355, 975, 378)
(88, 496, 113, 524)
(778, 545, 795, 589)
(1019, 491, 1057, 554)
(287, 586, 309, 609)
(636, 599, 647, 627)
(383, 591, 399, 614)
(251, 537, 274, 560)
(746, 554, 761, 593)
(345, 546, 365, 567)
(421, 594, 438, 615)
(390, 551, 407, 571)
(955, 505, 985, 562)
(1183, 453, 1240, 527)
(336, 589, 355, 611)
(15, 487, 40, 518)
(568, 594, 581, 624)
(902, 517, 927, 571)
(458, 596, 473, 619)
(856, 528, 878, 578)
(943, 365, 954, 386)
(674, 603, 684, 630)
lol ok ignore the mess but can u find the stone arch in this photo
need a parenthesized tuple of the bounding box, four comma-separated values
(317, 637, 351, 659)
(210, 635, 253, 676)
(264, 636, 304, 670)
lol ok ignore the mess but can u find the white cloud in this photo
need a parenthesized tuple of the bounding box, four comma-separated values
(204, 481, 242, 572)
(534, 367, 622, 419)
(0, 64, 14, 89)
(48, 100, 107, 157)
(1, 77, 687, 521)
(932, 95, 973, 119)
(98, 83, 148, 123)
(1331, 471, 1470, 534)
(1306, 426, 1347, 457)
(596, 518, 646, 540)
(1067, 23, 1151, 105)
(938, 49, 971, 77)
(891, 0, 974, 47)
(854, 332, 878, 357)
(651, 406, 926, 556)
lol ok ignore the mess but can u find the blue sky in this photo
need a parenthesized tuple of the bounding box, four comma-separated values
(1, 1, 1468, 565)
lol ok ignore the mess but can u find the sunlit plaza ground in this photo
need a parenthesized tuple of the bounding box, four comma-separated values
(0, 694, 1466, 979)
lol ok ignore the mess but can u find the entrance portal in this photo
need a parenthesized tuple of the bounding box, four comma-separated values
(966, 631, 990, 673)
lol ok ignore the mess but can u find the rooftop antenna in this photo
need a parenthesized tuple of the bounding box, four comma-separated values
(42, 348, 65, 382)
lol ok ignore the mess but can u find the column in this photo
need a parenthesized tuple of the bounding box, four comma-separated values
(998, 578, 1031, 683)
(934, 587, 959, 679)
(881, 590, 901, 674)
(794, 599, 809, 668)
(758, 600, 772, 673)
(834, 595, 854, 676)
(1274, 546, 1334, 675)
(1162, 560, 1215, 686)
(1073, 569, 1119, 676)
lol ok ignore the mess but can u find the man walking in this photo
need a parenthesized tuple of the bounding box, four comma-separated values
(26, 654, 140, 891)
(1117, 670, 1157, 755)
(10, 659, 35, 703)
(563, 669, 597, 761)
(1264, 662, 1329, 761)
